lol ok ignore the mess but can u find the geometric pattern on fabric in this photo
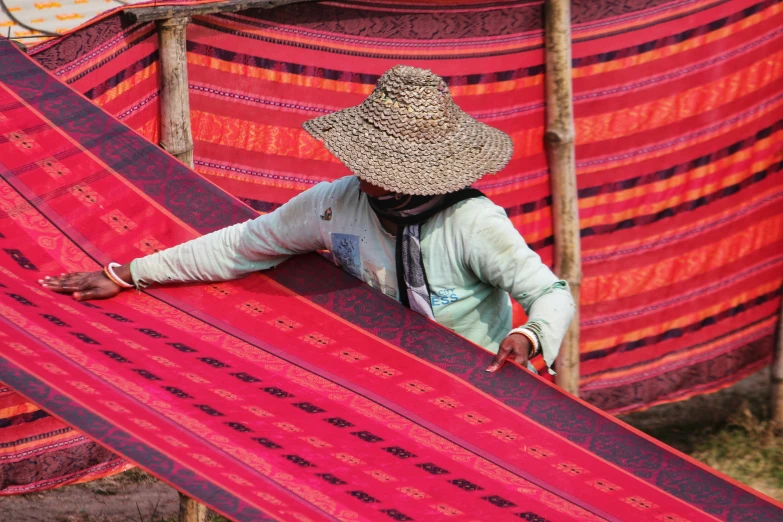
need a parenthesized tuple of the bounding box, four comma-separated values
(1, 38, 782, 521)
(27, 0, 783, 414)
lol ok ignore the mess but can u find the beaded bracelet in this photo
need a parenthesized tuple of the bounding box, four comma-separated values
(103, 262, 134, 289)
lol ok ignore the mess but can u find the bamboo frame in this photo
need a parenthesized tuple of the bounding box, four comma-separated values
(125, 0, 314, 23)
(157, 17, 194, 168)
(544, 0, 581, 396)
(178, 492, 208, 522)
(157, 18, 203, 520)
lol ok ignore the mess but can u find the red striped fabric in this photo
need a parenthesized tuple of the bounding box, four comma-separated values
(2, 0, 780, 497)
(32, 0, 782, 412)
(1, 35, 782, 520)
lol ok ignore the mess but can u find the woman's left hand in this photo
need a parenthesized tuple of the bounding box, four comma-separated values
(485, 333, 532, 373)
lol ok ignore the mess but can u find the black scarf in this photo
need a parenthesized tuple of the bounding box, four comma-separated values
(368, 189, 484, 318)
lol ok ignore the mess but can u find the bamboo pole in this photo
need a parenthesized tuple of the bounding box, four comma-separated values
(178, 492, 208, 522)
(157, 17, 204, 521)
(157, 17, 194, 168)
(772, 300, 783, 428)
(544, 0, 581, 396)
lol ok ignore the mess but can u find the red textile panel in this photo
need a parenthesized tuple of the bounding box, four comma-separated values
(1, 37, 782, 521)
(30, 0, 783, 413)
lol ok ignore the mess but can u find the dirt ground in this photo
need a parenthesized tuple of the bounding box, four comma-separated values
(0, 369, 777, 522)
(0, 468, 181, 522)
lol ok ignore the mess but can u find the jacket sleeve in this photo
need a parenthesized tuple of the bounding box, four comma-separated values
(465, 202, 575, 372)
(129, 183, 330, 286)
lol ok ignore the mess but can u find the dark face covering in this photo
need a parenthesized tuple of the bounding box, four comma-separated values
(363, 186, 485, 318)
(366, 193, 446, 225)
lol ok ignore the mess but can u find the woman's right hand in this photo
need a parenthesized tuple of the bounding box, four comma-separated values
(39, 271, 124, 301)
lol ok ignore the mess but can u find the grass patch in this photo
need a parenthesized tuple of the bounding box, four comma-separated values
(622, 372, 782, 501)
(120, 468, 159, 485)
(686, 405, 783, 500)
(630, 399, 783, 502)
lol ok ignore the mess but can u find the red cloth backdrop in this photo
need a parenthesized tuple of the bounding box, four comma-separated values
(8, 0, 783, 498)
(1, 35, 782, 520)
(29, 0, 783, 415)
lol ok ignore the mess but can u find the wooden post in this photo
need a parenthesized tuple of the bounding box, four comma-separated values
(178, 492, 208, 522)
(772, 300, 783, 428)
(158, 18, 202, 519)
(544, 0, 581, 396)
(157, 17, 194, 168)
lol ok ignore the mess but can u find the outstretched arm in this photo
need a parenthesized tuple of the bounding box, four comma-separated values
(42, 182, 331, 300)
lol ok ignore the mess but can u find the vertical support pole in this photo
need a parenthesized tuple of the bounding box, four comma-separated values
(159, 18, 202, 519)
(772, 300, 783, 428)
(178, 492, 207, 522)
(544, 0, 581, 396)
(157, 17, 194, 168)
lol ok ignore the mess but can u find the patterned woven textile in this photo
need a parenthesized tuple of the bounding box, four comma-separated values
(27, 0, 783, 415)
(2, 38, 782, 521)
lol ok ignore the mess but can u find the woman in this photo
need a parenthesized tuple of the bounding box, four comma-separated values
(41, 65, 575, 374)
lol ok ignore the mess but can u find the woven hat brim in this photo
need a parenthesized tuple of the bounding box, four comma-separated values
(303, 106, 513, 196)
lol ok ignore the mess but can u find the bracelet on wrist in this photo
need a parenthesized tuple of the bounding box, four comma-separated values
(509, 327, 540, 358)
(103, 262, 134, 289)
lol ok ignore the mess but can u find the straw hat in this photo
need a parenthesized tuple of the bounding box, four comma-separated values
(303, 66, 513, 196)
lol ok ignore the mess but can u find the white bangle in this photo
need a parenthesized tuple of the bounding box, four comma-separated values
(509, 327, 539, 357)
(105, 262, 134, 289)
